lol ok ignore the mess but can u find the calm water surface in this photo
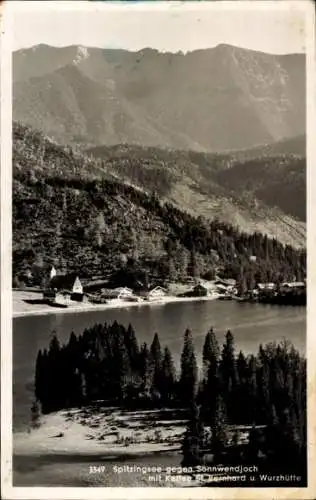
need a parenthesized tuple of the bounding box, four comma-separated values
(13, 300, 306, 431)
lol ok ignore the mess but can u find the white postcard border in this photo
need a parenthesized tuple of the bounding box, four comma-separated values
(1, 1, 315, 499)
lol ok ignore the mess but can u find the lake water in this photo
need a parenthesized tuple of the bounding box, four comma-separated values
(13, 300, 306, 432)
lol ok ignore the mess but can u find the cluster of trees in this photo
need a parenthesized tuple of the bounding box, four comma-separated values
(34, 320, 306, 477)
(183, 330, 306, 475)
(35, 322, 179, 413)
(13, 168, 306, 288)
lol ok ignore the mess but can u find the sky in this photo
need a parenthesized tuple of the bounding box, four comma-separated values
(9, 1, 307, 55)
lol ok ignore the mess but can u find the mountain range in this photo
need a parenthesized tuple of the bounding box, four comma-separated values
(13, 43, 306, 152)
(12, 43, 306, 251)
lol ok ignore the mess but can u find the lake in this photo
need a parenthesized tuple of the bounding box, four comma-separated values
(13, 300, 306, 432)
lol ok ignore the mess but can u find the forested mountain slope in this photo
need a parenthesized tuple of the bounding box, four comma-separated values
(86, 141, 306, 245)
(13, 122, 306, 285)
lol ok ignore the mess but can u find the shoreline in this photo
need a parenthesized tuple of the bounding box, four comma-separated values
(14, 407, 185, 458)
(13, 292, 219, 319)
(13, 289, 306, 319)
(13, 407, 185, 486)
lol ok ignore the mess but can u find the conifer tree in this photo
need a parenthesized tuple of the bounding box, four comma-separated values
(235, 350, 248, 423)
(167, 257, 178, 282)
(202, 327, 219, 379)
(278, 407, 302, 464)
(124, 323, 139, 372)
(118, 338, 132, 400)
(49, 334, 61, 355)
(247, 355, 258, 422)
(236, 273, 247, 296)
(247, 423, 264, 460)
(203, 328, 220, 421)
(161, 346, 176, 402)
(187, 247, 199, 280)
(71, 367, 84, 407)
(221, 331, 237, 383)
(46, 335, 63, 411)
(293, 359, 306, 453)
(139, 342, 154, 396)
(258, 343, 266, 364)
(150, 333, 163, 396)
(179, 329, 198, 406)
(64, 332, 84, 407)
(182, 403, 205, 466)
(109, 328, 131, 400)
(220, 330, 238, 420)
(265, 404, 280, 459)
(270, 355, 285, 411)
(236, 350, 247, 384)
(178, 248, 189, 282)
(210, 395, 228, 459)
(258, 362, 271, 422)
(37, 348, 49, 412)
(130, 227, 139, 262)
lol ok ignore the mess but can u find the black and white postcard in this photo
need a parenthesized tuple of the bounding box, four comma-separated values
(1, 1, 316, 498)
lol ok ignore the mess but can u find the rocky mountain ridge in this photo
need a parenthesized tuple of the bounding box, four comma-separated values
(13, 44, 305, 151)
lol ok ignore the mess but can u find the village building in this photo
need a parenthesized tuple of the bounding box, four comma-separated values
(252, 282, 277, 299)
(214, 278, 237, 288)
(148, 286, 167, 300)
(279, 281, 306, 294)
(214, 278, 236, 286)
(281, 281, 305, 289)
(43, 289, 72, 305)
(211, 278, 237, 296)
(139, 286, 167, 301)
(192, 283, 208, 297)
(180, 280, 221, 298)
(43, 272, 84, 303)
(181, 283, 209, 298)
(101, 287, 134, 300)
(257, 282, 276, 291)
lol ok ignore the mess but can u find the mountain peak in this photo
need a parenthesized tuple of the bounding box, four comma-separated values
(73, 46, 90, 65)
(214, 43, 235, 51)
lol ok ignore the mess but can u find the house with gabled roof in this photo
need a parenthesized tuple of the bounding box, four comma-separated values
(139, 285, 167, 301)
(43, 271, 84, 302)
